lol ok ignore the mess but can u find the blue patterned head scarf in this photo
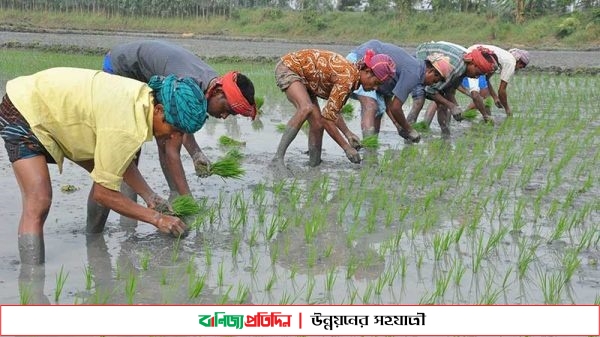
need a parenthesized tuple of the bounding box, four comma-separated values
(148, 74, 208, 134)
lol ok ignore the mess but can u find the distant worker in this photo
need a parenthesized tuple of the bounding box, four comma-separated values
(406, 41, 498, 136)
(347, 39, 454, 142)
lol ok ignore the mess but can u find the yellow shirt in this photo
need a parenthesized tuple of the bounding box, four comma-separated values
(6, 67, 154, 191)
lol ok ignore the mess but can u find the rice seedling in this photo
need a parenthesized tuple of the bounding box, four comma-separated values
(209, 153, 245, 179)
(412, 121, 430, 132)
(279, 290, 295, 304)
(462, 109, 478, 120)
(538, 269, 566, 304)
(255, 96, 265, 110)
(124, 271, 137, 304)
(188, 272, 206, 299)
(325, 267, 338, 292)
(204, 244, 212, 266)
(361, 283, 374, 304)
(275, 123, 287, 132)
(264, 271, 277, 292)
(361, 135, 379, 149)
(139, 250, 151, 271)
(54, 265, 69, 303)
(234, 283, 250, 304)
(516, 241, 538, 279)
(218, 285, 233, 304)
(160, 269, 168, 286)
(562, 249, 581, 282)
(19, 284, 32, 305)
(171, 235, 182, 263)
(83, 264, 93, 291)
(217, 260, 225, 287)
(304, 278, 316, 303)
(231, 234, 241, 258)
(433, 231, 453, 261)
(340, 103, 354, 119)
(170, 195, 202, 217)
(218, 135, 246, 147)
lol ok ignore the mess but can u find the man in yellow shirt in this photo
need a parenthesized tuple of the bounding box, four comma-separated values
(0, 67, 208, 265)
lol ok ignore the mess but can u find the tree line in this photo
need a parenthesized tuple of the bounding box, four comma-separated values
(0, 0, 598, 22)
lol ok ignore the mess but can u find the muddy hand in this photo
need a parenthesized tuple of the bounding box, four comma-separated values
(344, 148, 361, 164)
(146, 193, 172, 213)
(155, 214, 187, 237)
(346, 133, 362, 150)
(495, 99, 503, 109)
(193, 152, 212, 178)
(399, 128, 421, 143)
(451, 105, 464, 122)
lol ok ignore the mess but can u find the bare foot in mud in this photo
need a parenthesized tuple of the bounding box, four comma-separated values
(269, 157, 293, 177)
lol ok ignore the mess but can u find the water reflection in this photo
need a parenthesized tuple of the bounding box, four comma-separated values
(18, 263, 50, 305)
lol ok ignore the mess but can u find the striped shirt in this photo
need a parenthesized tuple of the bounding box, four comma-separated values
(280, 49, 360, 121)
(415, 41, 467, 94)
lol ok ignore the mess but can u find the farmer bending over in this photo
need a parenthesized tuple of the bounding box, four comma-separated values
(347, 39, 454, 142)
(0, 67, 208, 264)
(406, 41, 498, 136)
(272, 49, 395, 167)
(461, 45, 530, 118)
(99, 40, 257, 229)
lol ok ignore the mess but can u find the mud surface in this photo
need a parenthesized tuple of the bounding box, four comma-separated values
(1, 29, 599, 72)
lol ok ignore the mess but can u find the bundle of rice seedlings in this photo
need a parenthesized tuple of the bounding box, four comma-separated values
(255, 96, 265, 110)
(462, 109, 478, 119)
(340, 104, 354, 119)
(209, 155, 245, 179)
(361, 135, 379, 149)
(412, 121, 430, 132)
(484, 97, 494, 109)
(275, 123, 287, 132)
(171, 195, 202, 216)
(218, 135, 246, 147)
(224, 148, 244, 161)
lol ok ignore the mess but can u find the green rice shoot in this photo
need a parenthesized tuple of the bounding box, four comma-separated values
(219, 135, 246, 147)
(361, 135, 379, 149)
(255, 96, 265, 110)
(484, 97, 494, 109)
(462, 109, 478, 119)
(276, 123, 287, 132)
(340, 104, 354, 119)
(209, 155, 245, 179)
(224, 148, 244, 160)
(171, 195, 202, 216)
(413, 121, 430, 132)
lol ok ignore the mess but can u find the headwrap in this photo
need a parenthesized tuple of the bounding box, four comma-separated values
(509, 48, 530, 66)
(148, 74, 208, 134)
(218, 71, 257, 120)
(363, 49, 396, 82)
(426, 53, 454, 79)
(464, 46, 498, 74)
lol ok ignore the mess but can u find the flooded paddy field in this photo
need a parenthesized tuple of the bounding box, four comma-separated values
(0, 48, 598, 307)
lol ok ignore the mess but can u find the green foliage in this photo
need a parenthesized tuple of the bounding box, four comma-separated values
(171, 195, 202, 216)
(361, 135, 379, 149)
(210, 152, 245, 179)
(0, 8, 598, 49)
(556, 17, 581, 38)
(413, 121, 430, 132)
(219, 135, 246, 147)
(340, 103, 354, 119)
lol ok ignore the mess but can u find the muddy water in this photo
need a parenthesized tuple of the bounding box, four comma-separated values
(0, 42, 599, 306)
